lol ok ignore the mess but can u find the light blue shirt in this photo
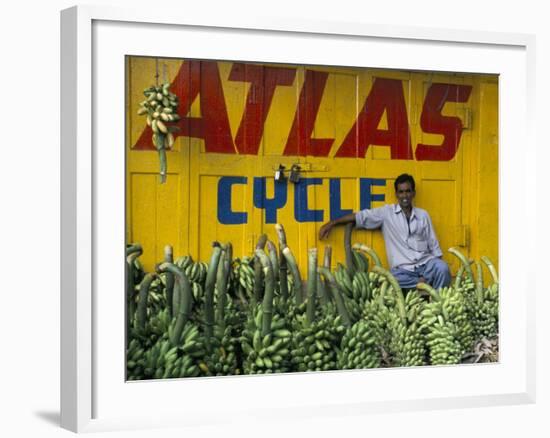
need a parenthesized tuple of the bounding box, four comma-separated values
(355, 204, 443, 271)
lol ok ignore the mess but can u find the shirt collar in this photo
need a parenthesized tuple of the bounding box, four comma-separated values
(394, 203, 416, 219)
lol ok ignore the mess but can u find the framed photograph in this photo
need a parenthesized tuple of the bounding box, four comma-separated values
(61, 5, 536, 433)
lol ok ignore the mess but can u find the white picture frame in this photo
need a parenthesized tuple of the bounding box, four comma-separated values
(60, 5, 536, 433)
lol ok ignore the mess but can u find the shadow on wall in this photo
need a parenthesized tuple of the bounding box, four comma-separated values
(34, 411, 60, 427)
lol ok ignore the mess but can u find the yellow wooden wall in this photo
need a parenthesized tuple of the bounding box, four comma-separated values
(126, 57, 498, 281)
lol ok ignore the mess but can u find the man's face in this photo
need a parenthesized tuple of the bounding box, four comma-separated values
(395, 181, 415, 210)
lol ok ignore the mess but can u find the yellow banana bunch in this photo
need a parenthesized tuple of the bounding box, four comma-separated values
(137, 82, 180, 183)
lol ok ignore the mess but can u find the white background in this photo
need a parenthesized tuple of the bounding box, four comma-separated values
(1, 0, 545, 437)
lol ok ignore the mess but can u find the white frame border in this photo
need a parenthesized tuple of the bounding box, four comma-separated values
(60, 5, 536, 433)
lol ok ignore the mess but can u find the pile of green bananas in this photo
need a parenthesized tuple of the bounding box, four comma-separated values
(126, 228, 500, 378)
(137, 82, 180, 183)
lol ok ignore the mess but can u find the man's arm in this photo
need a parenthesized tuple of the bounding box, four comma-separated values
(318, 212, 357, 240)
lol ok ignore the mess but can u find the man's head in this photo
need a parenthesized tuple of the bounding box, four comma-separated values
(394, 173, 416, 211)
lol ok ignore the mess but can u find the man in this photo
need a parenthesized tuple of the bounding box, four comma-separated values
(318, 173, 451, 289)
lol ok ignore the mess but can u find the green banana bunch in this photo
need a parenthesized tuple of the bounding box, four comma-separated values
(183, 261, 208, 286)
(232, 256, 255, 302)
(351, 250, 370, 273)
(137, 82, 181, 183)
(126, 338, 146, 380)
(175, 254, 194, 271)
(362, 298, 393, 365)
(472, 260, 499, 339)
(387, 314, 426, 367)
(240, 305, 292, 374)
(146, 276, 167, 315)
(424, 316, 463, 365)
(138, 307, 172, 347)
(289, 247, 345, 373)
(201, 323, 240, 376)
(337, 318, 381, 370)
(418, 283, 472, 364)
(334, 263, 354, 298)
(372, 266, 425, 367)
(472, 290, 499, 339)
(290, 312, 344, 372)
(128, 321, 206, 380)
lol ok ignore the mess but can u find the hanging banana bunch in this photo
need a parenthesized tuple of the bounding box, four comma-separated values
(137, 82, 180, 183)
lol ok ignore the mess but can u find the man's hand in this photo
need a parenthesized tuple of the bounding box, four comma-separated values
(318, 221, 334, 240)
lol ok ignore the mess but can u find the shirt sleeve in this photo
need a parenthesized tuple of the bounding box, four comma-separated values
(425, 212, 443, 257)
(355, 206, 386, 230)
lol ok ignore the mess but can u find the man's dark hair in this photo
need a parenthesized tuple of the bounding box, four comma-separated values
(394, 173, 415, 192)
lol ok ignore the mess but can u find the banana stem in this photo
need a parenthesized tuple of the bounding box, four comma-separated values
(372, 265, 407, 326)
(352, 243, 382, 267)
(215, 245, 230, 327)
(163, 245, 175, 318)
(275, 223, 289, 302)
(266, 240, 280, 284)
(136, 273, 157, 332)
(275, 223, 288, 249)
(319, 267, 351, 327)
(253, 234, 268, 303)
(448, 247, 474, 281)
(416, 282, 440, 302)
(255, 249, 275, 337)
(454, 265, 464, 290)
(282, 246, 304, 305)
(321, 245, 333, 301)
(475, 261, 484, 305)
(323, 245, 332, 269)
(481, 256, 499, 285)
(157, 262, 192, 346)
(378, 281, 388, 307)
(126, 251, 143, 332)
(126, 243, 143, 257)
(344, 223, 356, 276)
(306, 248, 318, 326)
(317, 272, 329, 306)
(278, 250, 289, 303)
(204, 243, 223, 342)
